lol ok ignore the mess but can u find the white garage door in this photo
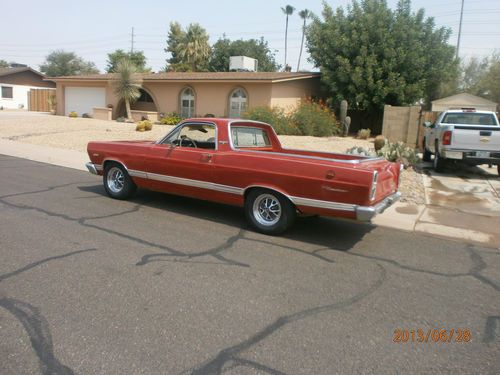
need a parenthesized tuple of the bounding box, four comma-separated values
(65, 87, 106, 116)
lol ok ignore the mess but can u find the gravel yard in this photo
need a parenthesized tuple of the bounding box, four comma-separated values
(0, 113, 425, 204)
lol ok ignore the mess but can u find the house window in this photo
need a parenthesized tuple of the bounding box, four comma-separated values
(1, 86, 13, 99)
(229, 88, 247, 118)
(180, 87, 195, 118)
(138, 89, 153, 103)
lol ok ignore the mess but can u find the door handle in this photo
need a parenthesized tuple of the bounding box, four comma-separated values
(201, 153, 213, 162)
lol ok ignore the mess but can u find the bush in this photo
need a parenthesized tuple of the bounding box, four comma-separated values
(242, 106, 300, 135)
(377, 140, 419, 168)
(116, 117, 125, 122)
(357, 128, 371, 139)
(82, 113, 92, 118)
(136, 120, 153, 132)
(68, 111, 78, 118)
(374, 135, 386, 151)
(291, 99, 341, 137)
(160, 112, 181, 125)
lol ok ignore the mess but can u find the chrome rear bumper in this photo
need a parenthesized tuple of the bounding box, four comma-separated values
(356, 192, 401, 222)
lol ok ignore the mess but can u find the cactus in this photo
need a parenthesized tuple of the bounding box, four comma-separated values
(374, 135, 386, 151)
(339, 100, 350, 136)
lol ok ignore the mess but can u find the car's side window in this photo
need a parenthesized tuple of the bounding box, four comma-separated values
(162, 123, 216, 149)
(231, 127, 271, 148)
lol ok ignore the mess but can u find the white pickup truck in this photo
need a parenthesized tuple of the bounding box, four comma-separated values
(423, 108, 500, 174)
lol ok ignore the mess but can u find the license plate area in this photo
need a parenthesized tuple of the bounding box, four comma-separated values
(445, 151, 463, 159)
(476, 151, 490, 158)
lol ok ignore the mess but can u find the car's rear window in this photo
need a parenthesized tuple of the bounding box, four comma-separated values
(231, 126, 271, 148)
(442, 113, 498, 125)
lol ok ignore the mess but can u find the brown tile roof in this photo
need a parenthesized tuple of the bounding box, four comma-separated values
(0, 67, 49, 78)
(48, 71, 320, 82)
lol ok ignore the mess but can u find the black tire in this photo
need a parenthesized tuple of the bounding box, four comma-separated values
(245, 189, 296, 235)
(422, 138, 432, 162)
(103, 162, 137, 199)
(433, 142, 446, 173)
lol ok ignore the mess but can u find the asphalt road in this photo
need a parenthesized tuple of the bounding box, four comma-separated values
(1, 155, 499, 374)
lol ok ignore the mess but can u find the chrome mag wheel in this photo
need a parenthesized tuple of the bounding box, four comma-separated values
(253, 193, 282, 226)
(106, 166, 125, 193)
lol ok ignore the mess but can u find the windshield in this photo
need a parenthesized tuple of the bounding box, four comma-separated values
(441, 113, 498, 126)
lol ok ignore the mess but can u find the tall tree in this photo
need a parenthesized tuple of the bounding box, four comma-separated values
(112, 59, 142, 120)
(281, 5, 295, 69)
(209, 36, 280, 72)
(40, 50, 99, 77)
(297, 9, 311, 71)
(460, 53, 500, 104)
(0, 60, 9, 68)
(106, 50, 150, 73)
(165, 23, 211, 72)
(307, 0, 457, 112)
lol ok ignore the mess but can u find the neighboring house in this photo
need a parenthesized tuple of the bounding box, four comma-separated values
(432, 93, 498, 112)
(48, 72, 322, 119)
(0, 67, 56, 110)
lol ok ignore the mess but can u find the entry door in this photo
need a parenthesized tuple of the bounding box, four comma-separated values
(144, 123, 216, 199)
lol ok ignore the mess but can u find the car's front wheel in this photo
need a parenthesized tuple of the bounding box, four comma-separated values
(103, 163, 137, 199)
(245, 189, 296, 235)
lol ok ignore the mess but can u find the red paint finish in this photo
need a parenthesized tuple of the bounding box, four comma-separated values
(87, 118, 401, 219)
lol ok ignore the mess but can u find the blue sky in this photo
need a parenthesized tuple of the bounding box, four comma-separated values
(1, 0, 498, 72)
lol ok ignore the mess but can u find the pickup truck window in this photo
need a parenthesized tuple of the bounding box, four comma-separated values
(442, 113, 498, 126)
(162, 123, 216, 149)
(231, 127, 271, 148)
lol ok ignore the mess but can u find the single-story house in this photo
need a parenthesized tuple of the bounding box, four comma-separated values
(0, 67, 56, 110)
(48, 72, 322, 120)
(431, 93, 498, 112)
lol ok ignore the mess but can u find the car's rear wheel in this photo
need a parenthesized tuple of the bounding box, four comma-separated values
(245, 189, 296, 235)
(433, 142, 445, 173)
(103, 163, 136, 199)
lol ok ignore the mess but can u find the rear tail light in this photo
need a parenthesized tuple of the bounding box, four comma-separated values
(442, 131, 452, 145)
(370, 171, 378, 201)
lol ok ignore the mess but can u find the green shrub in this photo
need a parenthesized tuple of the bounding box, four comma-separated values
(68, 111, 78, 118)
(377, 141, 419, 168)
(357, 128, 371, 139)
(116, 117, 125, 122)
(242, 106, 300, 135)
(160, 112, 181, 125)
(291, 99, 341, 137)
(136, 120, 152, 131)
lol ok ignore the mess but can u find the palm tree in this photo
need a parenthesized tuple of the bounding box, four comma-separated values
(178, 23, 211, 71)
(112, 59, 142, 120)
(297, 9, 311, 72)
(281, 5, 295, 69)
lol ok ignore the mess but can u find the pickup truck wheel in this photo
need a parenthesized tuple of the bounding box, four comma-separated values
(245, 189, 295, 235)
(422, 140, 432, 162)
(103, 163, 137, 200)
(433, 142, 445, 173)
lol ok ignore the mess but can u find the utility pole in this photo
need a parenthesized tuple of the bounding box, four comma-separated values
(131, 27, 135, 53)
(456, 0, 464, 59)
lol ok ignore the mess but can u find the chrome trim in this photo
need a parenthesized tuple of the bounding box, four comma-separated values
(290, 196, 356, 212)
(356, 192, 401, 221)
(86, 162, 102, 175)
(132, 170, 244, 195)
(370, 171, 378, 201)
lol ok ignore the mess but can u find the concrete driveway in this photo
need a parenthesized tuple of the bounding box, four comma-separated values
(413, 163, 500, 247)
